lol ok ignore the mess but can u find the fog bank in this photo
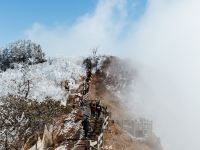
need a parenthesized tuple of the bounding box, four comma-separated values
(127, 0, 200, 150)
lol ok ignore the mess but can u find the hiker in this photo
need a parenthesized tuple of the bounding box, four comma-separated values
(90, 102, 96, 117)
(92, 103, 96, 117)
(82, 117, 89, 138)
(83, 106, 91, 118)
(96, 101, 102, 119)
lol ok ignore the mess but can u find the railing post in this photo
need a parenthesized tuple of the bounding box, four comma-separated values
(89, 140, 92, 150)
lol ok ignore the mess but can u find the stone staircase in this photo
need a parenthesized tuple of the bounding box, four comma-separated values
(88, 117, 103, 140)
(70, 59, 108, 150)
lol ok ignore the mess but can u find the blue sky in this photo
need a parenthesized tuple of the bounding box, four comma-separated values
(0, 0, 147, 46)
(0, 0, 97, 45)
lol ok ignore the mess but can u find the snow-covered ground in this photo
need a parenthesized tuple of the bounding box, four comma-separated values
(0, 57, 85, 101)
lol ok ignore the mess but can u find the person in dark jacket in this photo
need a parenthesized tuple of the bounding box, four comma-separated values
(92, 103, 96, 117)
(96, 101, 102, 119)
(82, 117, 89, 138)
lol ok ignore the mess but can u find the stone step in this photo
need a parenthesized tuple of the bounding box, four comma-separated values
(94, 130, 101, 133)
(90, 134, 97, 137)
(95, 129, 102, 131)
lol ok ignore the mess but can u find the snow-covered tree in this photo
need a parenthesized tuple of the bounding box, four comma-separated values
(0, 40, 46, 71)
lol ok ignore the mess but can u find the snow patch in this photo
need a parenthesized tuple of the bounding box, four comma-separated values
(55, 145, 67, 150)
(0, 57, 85, 101)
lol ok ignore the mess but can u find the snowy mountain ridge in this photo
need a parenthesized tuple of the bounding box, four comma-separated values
(0, 43, 162, 150)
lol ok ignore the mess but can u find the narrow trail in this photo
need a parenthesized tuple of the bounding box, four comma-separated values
(68, 60, 110, 150)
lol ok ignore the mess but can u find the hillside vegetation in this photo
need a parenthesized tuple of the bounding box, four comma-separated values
(0, 41, 162, 150)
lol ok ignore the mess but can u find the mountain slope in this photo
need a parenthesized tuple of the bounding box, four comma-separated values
(89, 56, 162, 150)
(0, 54, 162, 150)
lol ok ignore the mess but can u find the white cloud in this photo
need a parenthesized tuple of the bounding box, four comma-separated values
(25, 0, 200, 150)
(127, 0, 200, 150)
(25, 0, 128, 57)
